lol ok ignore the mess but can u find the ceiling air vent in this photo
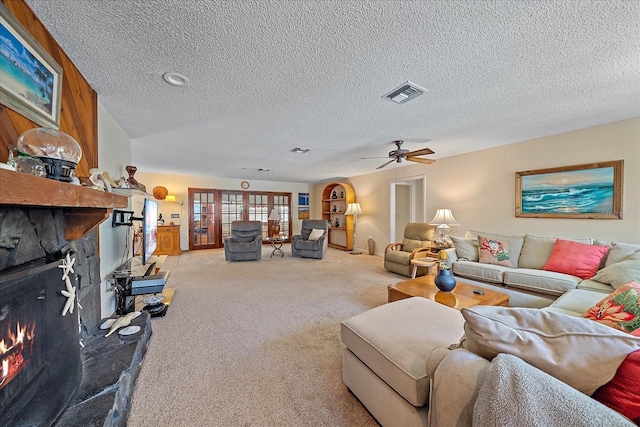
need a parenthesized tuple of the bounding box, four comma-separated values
(382, 81, 428, 104)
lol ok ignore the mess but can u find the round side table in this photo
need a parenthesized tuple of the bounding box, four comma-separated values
(410, 258, 437, 279)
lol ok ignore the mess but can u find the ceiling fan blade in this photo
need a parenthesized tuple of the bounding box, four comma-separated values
(361, 156, 393, 159)
(406, 157, 436, 165)
(376, 159, 397, 169)
(406, 147, 435, 157)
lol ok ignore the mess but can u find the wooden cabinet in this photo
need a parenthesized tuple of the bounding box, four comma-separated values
(322, 182, 355, 251)
(154, 225, 182, 256)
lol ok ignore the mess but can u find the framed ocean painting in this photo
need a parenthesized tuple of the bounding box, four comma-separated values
(0, 4, 62, 128)
(515, 160, 623, 219)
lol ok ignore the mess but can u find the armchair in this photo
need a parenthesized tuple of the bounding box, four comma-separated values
(224, 221, 262, 261)
(291, 219, 328, 259)
(384, 222, 437, 276)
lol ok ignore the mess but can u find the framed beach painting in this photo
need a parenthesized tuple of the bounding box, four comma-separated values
(515, 160, 623, 219)
(0, 4, 62, 129)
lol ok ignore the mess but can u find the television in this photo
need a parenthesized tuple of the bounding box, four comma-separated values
(141, 198, 158, 266)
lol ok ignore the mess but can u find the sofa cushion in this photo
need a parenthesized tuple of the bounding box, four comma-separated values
(467, 231, 524, 267)
(228, 241, 259, 252)
(605, 242, 640, 266)
(457, 306, 640, 395)
(592, 345, 640, 423)
(402, 238, 429, 253)
(545, 289, 611, 317)
(503, 268, 581, 295)
(385, 249, 412, 266)
(518, 234, 592, 269)
(583, 282, 640, 332)
(542, 239, 610, 279)
(478, 235, 513, 267)
(340, 297, 465, 407)
(295, 239, 322, 251)
(578, 279, 617, 294)
(452, 260, 507, 284)
(451, 236, 479, 261)
(591, 251, 640, 289)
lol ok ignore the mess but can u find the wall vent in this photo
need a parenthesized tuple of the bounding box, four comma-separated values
(382, 81, 428, 104)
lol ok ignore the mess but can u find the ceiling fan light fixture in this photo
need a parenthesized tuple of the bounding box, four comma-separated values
(258, 168, 270, 172)
(382, 81, 428, 104)
(290, 147, 310, 154)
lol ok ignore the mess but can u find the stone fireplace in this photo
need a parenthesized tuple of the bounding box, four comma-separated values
(0, 170, 150, 427)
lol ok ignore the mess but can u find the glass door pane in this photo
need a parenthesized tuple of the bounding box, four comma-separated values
(189, 189, 218, 250)
(221, 192, 244, 241)
(273, 194, 290, 240)
(248, 194, 269, 239)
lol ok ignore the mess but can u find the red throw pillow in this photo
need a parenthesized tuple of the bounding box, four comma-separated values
(592, 347, 640, 422)
(542, 239, 609, 279)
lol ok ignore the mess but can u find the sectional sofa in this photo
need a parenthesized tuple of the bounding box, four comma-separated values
(341, 231, 640, 426)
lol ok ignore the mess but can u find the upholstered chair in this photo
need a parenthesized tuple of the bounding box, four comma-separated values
(384, 222, 437, 276)
(291, 219, 329, 259)
(224, 221, 262, 261)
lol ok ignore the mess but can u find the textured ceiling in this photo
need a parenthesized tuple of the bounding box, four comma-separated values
(24, 0, 640, 183)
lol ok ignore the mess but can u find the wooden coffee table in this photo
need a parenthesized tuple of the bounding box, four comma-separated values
(388, 275, 509, 310)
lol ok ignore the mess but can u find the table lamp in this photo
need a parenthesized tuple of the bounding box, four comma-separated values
(429, 208, 459, 248)
(268, 208, 281, 237)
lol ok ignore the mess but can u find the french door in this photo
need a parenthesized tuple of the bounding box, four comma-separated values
(188, 188, 291, 250)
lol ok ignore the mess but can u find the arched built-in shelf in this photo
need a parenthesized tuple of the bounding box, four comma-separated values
(322, 182, 355, 251)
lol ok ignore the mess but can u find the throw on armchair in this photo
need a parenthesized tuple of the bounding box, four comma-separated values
(384, 222, 437, 276)
(291, 219, 328, 259)
(224, 221, 262, 261)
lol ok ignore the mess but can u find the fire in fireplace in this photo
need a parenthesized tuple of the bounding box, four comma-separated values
(0, 257, 80, 426)
(0, 320, 36, 389)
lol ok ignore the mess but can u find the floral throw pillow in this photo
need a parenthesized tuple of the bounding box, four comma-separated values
(478, 235, 513, 267)
(583, 282, 640, 332)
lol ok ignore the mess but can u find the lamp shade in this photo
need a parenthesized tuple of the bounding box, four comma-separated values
(268, 208, 281, 221)
(165, 195, 176, 202)
(429, 209, 459, 226)
(345, 203, 363, 215)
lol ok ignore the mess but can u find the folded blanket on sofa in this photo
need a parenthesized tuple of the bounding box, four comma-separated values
(473, 353, 634, 427)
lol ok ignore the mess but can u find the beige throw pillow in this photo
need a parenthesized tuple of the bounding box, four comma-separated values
(592, 251, 640, 289)
(308, 228, 325, 241)
(458, 306, 640, 395)
(605, 243, 640, 266)
(451, 236, 479, 261)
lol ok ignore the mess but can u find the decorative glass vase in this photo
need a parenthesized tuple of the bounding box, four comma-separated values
(17, 128, 82, 182)
(434, 269, 456, 292)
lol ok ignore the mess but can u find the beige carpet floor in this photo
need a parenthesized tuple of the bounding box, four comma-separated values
(127, 246, 401, 426)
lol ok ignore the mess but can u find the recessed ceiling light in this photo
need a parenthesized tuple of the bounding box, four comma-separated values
(382, 81, 428, 104)
(163, 72, 190, 87)
(290, 147, 311, 154)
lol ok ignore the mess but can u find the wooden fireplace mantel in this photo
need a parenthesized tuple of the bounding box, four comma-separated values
(0, 168, 128, 240)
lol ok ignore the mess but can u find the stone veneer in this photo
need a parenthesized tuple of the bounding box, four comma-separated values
(0, 207, 102, 338)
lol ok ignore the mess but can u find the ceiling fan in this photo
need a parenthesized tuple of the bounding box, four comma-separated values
(363, 140, 436, 170)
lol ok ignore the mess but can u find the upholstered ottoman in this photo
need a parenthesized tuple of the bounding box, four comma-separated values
(341, 297, 466, 427)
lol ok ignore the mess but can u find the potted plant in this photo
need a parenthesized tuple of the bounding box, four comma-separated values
(434, 250, 457, 292)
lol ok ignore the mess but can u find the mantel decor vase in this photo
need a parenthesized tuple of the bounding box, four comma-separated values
(434, 269, 456, 292)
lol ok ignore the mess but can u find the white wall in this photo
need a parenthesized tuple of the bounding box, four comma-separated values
(319, 118, 640, 255)
(97, 101, 133, 317)
(133, 171, 314, 250)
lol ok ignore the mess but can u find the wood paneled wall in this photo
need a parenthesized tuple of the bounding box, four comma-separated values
(0, 0, 97, 177)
